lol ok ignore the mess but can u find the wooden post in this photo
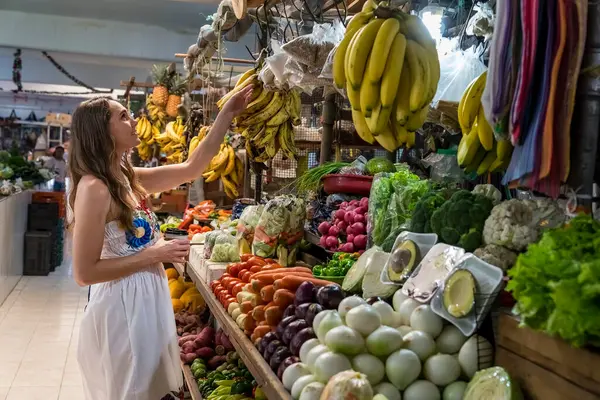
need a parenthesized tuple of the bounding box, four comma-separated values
(320, 94, 337, 164)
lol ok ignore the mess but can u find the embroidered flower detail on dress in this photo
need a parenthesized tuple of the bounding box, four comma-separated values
(126, 217, 152, 248)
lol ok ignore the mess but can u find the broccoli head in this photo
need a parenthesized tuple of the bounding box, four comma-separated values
(411, 190, 449, 233)
(430, 190, 493, 251)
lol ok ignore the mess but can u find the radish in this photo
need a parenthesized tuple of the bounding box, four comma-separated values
(337, 220, 348, 231)
(344, 212, 354, 224)
(340, 201, 349, 208)
(319, 235, 328, 247)
(351, 222, 366, 234)
(354, 207, 366, 215)
(339, 242, 355, 253)
(354, 234, 368, 250)
(318, 222, 331, 235)
(353, 214, 366, 224)
(346, 234, 355, 244)
(350, 200, 360, 206)
(334, 210, 345, 220)
(360, 197, 369, 209)
(346, 226, 355, 236)
(325, 236, 338, 248)
(328, 226, 340, 237)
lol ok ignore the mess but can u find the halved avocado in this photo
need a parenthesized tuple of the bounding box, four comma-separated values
(387, 239, 420, 284)
(443, 269, 476, 318)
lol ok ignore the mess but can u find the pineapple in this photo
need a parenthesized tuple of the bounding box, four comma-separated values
(151, 64, 171, 107)
(166, 75, 187, 118)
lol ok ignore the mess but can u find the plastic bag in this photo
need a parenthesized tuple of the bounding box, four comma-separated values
(210, 232, 239, 262)
(204, 230, 223, 259)
(432, 42, 487, 107)
(338, 155, 368, 175)
(278, 196, 306, 266)
(252, 197, 291, 258)
(422, 150, 465, 183)
(466, 2, 495, 39)
(381, 231, 438, 285)
(281, 21, 344, 70)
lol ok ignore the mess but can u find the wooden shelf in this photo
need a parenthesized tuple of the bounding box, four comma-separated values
(172, 262, 186, 277)
(181, 361, 203, 400)
(187, 262, 292, 400)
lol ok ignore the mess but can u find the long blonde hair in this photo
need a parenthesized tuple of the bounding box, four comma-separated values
(68, 97, 146, 230)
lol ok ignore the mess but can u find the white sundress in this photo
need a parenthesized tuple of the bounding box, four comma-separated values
(77, 200, 183, 400)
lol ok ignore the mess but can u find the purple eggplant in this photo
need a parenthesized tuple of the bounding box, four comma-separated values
(264, 340, 282, 361)
(304, 303, 324, 326)
(283, 319, 309, 345)
(270, 346, 292, 372)
(258, 332, 279, 354)
(283, 304, 297, 319)
(276, 316, 297, 338)
(295, 281, 316, 304)
(290, 327, 316, 356)
(277, 355, 300, 379)
(316, 285, 345, 309)
(295, 303, 312, 320)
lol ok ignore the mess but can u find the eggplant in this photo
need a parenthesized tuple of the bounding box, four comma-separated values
(295, 281, 316, 304)
(295, 303, 312, 320)
(264, 339, 282, 361)
(366, 296, 384, 305)
(316, 285, 345, 309)
(290, 327, 316, 356)
(283, 319, 309, 345)
(283, 304, 297, 319)
(304, 303, 324, 326)
(258, 332, 279, 354)
(276, 315, 297, 338)
(269, 346, 292, 372)
(277, 355, 300, 379)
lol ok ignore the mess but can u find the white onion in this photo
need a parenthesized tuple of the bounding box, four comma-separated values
(398, 298, 420, 325)
(351, 353, 385, 385)
(283, 363, 312, 391)
(346, 304, 382, 336)
(403, 380, 441, 400)
(423, 354, 461, 386)
(403, 330, 436, 361)
(371, 301, 395, 326)
(300, 339, 321, 363)
(436, 325, 468, 354)
(409, 305, 444, 338)
(338, 296, 367, 319)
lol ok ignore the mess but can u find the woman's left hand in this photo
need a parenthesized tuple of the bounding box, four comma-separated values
(222, 85, 253, 117)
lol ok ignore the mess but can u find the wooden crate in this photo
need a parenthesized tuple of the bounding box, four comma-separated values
(496, 312, 600, 399)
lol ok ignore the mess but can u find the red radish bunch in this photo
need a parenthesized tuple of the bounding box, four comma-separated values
(318, 197, 369, 253)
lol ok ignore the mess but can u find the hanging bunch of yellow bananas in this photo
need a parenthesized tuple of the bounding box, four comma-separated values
(154, 117, 186, 164)
(217, 68, 302, 163)
(146, 95, 167, 132)
(201, 141, 244, 199)
(333, 1, 440, 152)
(136, 113, 160, 161)
(188, 125, 209, 156)
(457, 72, 513, 175)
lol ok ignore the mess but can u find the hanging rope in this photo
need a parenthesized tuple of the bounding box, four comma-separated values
(41, 51, 113, 94)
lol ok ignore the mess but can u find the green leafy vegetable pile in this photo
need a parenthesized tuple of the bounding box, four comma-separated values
(429, 190, 493, 251)
(411, 187, 457, 234)
(507, 215, 600, 347)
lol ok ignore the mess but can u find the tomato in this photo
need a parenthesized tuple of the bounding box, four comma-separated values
(240, 254, 253, 262)
(249, 265, 262, 273)
(247, 257, 267, 267)
(210, 280, 220, 291)
(226, 263, 241, 274)
(240, 271, 253, 283)
(229, 265, 241, 277)
(232, 282, 246, 297)
(220, 277, 232, 287)
(221, 273, 231, 279)
(226, 279, 241, 292)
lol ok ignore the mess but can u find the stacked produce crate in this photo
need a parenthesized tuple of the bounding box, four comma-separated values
(24, 192, 65, 275)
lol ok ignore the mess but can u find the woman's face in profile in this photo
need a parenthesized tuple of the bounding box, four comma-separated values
(108, 100, 139, 151)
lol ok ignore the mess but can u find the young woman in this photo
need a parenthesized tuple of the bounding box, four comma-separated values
(69, 85, 252, 400)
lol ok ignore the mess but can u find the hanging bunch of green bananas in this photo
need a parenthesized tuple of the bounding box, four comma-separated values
(146, 95, 167, 132)
(457, 71, 513, 175)
(135, 113, 160, 161)
(333, 0, 440, 152)
(218, 68, 302, 163)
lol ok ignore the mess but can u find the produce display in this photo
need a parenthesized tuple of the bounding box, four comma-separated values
(334, 3, 440, 151)
(457, 72, 514, 176)
(318, 197, 369, 253)
(312, 252, 359, 280)
(0, 150, 52, 193)
(218, 69, 302, 163)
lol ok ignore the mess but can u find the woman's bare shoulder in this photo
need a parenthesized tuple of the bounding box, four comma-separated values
(76, 176, 110, 204)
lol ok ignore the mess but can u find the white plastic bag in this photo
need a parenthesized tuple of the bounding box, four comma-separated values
(432, 42, 487, 107)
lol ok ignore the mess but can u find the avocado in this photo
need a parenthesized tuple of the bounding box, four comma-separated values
(443, 269, 476, 318)
(387, 239, 420, 284)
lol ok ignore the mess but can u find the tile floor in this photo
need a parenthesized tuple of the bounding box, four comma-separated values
(0, 264, 87, 400)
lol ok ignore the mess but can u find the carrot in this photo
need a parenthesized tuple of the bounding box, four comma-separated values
(251, 267, 312, 278)
(265, 306, 283, 326)
(254, 272, 314, 285)
(260, 263, 283, 271)
(240, 301, 253, 314)
(243, 314, 256, 332)
(281, 275, 338, 290)
(260, 285, 275, 302)
(252, 305, 266, 322)
(253, 325, 271, 339)
(273, 279, 284, 291)
(264, 301, 276, 309)
(273, 289, 295, 308)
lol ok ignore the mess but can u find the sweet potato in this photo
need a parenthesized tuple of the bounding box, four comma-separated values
(194, 327, 214, 348)
(195, 347, 215, 359)
(182, 352, 197, 364)
(181, 341, 196, 354)
(178, 334, 197, 347)
(260, 285, 275, 302)
(207, 355, 227, 369)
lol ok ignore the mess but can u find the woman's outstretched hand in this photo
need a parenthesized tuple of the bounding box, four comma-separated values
(222, 85, 253, 117)
(148, 238, 190, 264)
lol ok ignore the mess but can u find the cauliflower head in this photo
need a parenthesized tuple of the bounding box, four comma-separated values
(482, 199, 539, 252)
